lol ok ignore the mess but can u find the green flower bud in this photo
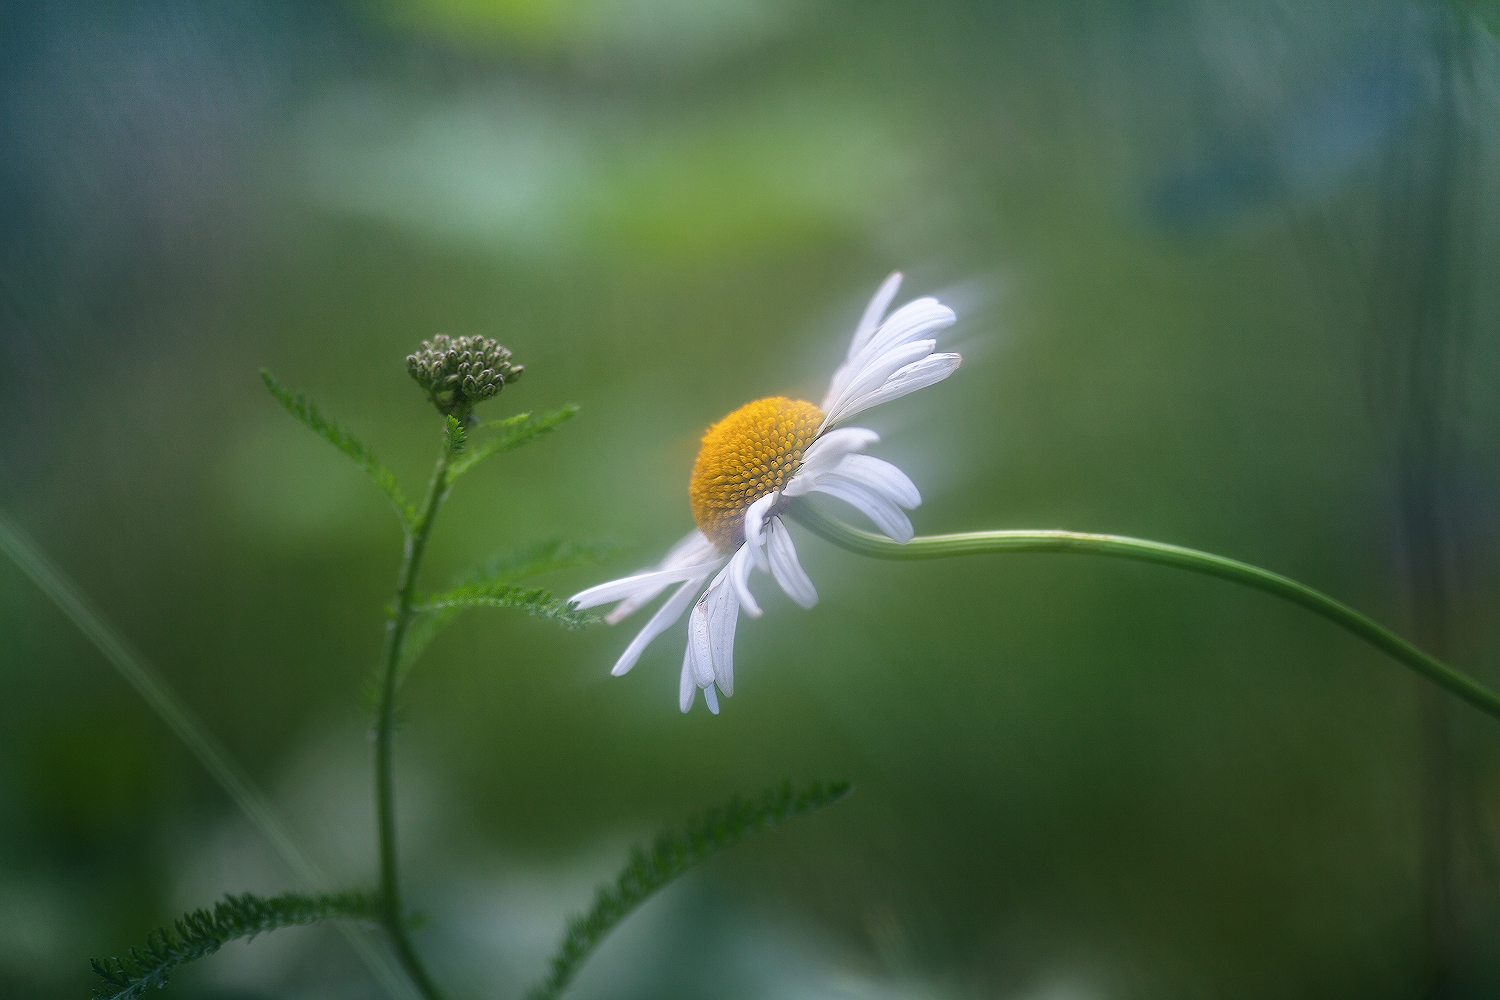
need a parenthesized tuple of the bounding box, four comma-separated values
(406, 335, 523, 415)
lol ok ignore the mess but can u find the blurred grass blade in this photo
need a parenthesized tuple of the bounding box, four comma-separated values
(0, 508, 418, 1000)
(261, 370, 417, 529)
(448, 405, 579, 479)
(92, 890, 381, 1000)
(417, 582, 596, 630)
(528, 780, 853, 1000)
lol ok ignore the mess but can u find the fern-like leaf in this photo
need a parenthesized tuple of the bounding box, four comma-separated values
(460, 538, 628, 589)
(261, 370, 417, 529)
(528, 780, 853, 1000)
(445, 412, 467, 456)
(399, 605, 465, 675)
(417, 583, 597, 630)
(397, 538, 622, 676)
(91, 890, 381, 1000)
(448, 405, 579, 479)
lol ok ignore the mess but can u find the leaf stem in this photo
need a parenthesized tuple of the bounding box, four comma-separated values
(374, 422, 463, 1000)
(789, 502, 1500, 724)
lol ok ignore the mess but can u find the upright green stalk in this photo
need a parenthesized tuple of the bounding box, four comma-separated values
(374, 420, 463, 1000)
(790, 502, 1500, 724)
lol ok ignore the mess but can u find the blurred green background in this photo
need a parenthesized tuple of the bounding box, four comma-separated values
(5, 1, 1500, 997)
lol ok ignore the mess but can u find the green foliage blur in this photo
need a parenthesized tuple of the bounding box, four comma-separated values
(4, 1, 1500, 997)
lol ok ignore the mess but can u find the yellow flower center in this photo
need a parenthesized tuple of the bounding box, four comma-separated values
(689, 396, 823, 551)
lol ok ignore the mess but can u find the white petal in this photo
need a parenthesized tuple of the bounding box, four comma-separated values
(822, 339, 936, 430)
(766, 517, 818, 608)
(679, 655, 696, 712)
(784, 427, 879, 497)
(829, 454, 921, 509)
(823, 297, 951, 412)
(604, 592, 657, 627)
(660, 529, 720, 569)
(743, 493, 776, 571)
(581, 530, 721, 623)
(610, 578, 701, 677)
(848, 271, 903, 360)
(824, 353, 962, 427)
(810, 475, 915, 543)
(843, 338, 937, 403)
(728, 543, 761, 618)
(571, 562, 719, 611)
(860, 297, 953, 359)
(703, 568, 741, 696)
(703, 683, 720, 714)
(687, 598, 716, 688)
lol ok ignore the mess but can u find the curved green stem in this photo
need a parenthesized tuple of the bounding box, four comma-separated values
(374, 422, 463, 1000)
(789, 502, 1500, 724)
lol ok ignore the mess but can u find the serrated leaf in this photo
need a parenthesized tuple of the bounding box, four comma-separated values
(261, 370, 416, 529)
(445, 413, 467, 455)
(91, 890, 381, 1000)
(396, 538, 623, 679)
(417, 583, 597, 630)
(528, 780, 853, 1000)
(448, 405, 579, 479)
(460, 538, 628, 588)
(399, 605, 464, 671)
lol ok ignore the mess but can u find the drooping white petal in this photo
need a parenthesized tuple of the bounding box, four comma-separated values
(727, 543, 761, 618)
(766, 517, 818, 608)
(611, 578, 702, 677)
(809, 475, 915, 543)
(660, 529, 721, 568)
(848, 271, 903, 360)
(824, 353, 962, 428)
(687, 597, 716, 689)
(606, 536, 723, 620)
(574, 529, 722, 618)
(702, 566, 741, 696)
(679, 654, 696, 713)
(743, 493, 776, 571)
(783, 427, 879, 497)
(828, 454, 921, 509)
(571, 562, 720, 612)
(703, 683, 720, 714)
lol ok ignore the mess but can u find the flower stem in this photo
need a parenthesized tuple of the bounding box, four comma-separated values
(374, 423, 463, 1000)
(789, 502, 1500, 723)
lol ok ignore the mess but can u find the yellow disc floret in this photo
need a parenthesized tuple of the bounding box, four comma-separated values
(690, 396, 824, 551)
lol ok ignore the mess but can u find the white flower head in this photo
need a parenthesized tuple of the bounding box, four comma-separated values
(570, 273, 960, 714)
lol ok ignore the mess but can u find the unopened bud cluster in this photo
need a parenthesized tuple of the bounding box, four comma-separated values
(406, 335, 522, 414)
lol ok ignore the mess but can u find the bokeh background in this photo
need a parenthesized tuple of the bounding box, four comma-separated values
(6, 1, 1500, 997)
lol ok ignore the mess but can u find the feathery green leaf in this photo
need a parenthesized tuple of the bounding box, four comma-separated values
(460, 537, 628, 588)
(261, 370, 416, 529)
(417, 583, 597, 630)
(91, 890, 381, 1000)
(399, 605, 465, 675)
(445, 412, 467, 456)
(397, 538, 623, 678)
(528, 780, 853, 1000)
(448, 405, 579, 479)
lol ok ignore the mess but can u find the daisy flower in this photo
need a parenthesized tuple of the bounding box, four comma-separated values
(570, 273, 960, 713)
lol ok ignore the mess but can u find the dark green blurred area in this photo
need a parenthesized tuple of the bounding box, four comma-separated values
(5, 1, 1500, 997)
